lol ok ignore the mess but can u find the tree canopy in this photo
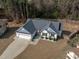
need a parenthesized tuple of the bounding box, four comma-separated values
(0, 0, 79, 21)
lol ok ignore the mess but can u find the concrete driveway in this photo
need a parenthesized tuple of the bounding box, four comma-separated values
(0, 39, 30, 59)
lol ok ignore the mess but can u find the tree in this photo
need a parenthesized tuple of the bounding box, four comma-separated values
(1, 0, 79, 21)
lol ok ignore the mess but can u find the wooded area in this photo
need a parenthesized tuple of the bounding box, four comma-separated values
(0, 0, 79, 21)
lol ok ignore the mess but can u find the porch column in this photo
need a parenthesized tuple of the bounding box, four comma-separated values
(54, 34, 57, 39)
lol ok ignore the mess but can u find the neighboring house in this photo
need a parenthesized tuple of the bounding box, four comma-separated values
(16, 18, 63, 41)
(0, 19, 8, 36)
(66, 48, 79, 59)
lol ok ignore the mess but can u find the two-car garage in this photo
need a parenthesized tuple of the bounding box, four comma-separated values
(16, 32, 32, 40)
(15, 20, 36, 41)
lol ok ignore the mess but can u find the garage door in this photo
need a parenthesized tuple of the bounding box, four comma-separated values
(16, 33, 31, 41)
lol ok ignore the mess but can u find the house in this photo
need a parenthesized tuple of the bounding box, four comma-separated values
(0, 19, 8, 36)
(16, 18, 63, 41)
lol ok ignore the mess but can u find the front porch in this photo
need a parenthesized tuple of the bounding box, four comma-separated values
(31, 32, 57, 44)
(40, 31, 57, 41)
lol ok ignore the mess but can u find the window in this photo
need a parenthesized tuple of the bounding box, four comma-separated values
(42, 33, 47, 36)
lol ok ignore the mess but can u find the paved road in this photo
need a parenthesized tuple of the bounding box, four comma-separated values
(0, 39, 30, 59)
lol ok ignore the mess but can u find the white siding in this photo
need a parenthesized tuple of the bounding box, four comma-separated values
(41, 29, 58, 39)
(54, 34, 57, 39)
(41, 30, 48, 38)
(16, 32, 31, 41)
(42, 30, 48, 33)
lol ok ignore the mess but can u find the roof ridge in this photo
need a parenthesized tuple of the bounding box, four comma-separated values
(39, 21, 50, 31)
(23, 19, 36, 34)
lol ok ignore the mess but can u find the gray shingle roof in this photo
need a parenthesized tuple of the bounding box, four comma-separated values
(16, 27, 30, 34)
(32, 19, 62, 35)
(32, 19, 49, 30)
(49, 23, 57, 32)
(16, 20, 36, 34)
(23, 20, 36, 34)
(52, 22, 60, 31)
(16, 18, 63, 36)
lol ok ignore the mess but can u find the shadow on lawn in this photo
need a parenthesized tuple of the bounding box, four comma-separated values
(63, 30, 72, 36)
(0, 27, 19, 39)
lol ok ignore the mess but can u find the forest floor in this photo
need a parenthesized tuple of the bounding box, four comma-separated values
(0, 20, 78, 59)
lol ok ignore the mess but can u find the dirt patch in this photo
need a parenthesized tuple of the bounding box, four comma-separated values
(15, 39, 67, 59)
(63, 21, 79, 32)
(63, 30, 71, 36)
